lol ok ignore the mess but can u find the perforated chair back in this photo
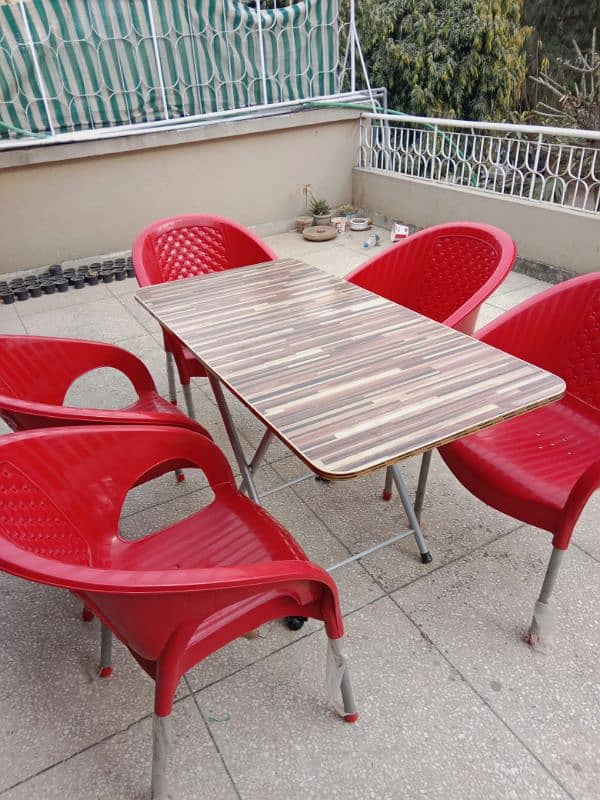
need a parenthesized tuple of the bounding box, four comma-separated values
(346, 222, 516, 333)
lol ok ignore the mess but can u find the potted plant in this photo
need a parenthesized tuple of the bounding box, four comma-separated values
(310, 197, 332, 227)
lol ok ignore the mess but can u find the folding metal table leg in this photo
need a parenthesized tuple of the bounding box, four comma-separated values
(390, 464, 432, 563)
(208, 373, 260, 504)
(414, 450, 432, 522)
(240, 429, 273, 494)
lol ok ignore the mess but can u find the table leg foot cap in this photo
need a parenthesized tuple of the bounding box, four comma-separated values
(81, 608, 94, 622)
(381, 490, 393, 501)
(99, 666, 113, 678)
(420, 551, 433, 564)
(344, 712, 359, 723)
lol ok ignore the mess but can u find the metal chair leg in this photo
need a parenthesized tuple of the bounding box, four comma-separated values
(390, 464, 432, 563)
(165, 352, 177, 405)
(99, 624, 113, 678)
(382, 466, 394, 501)
(165, 352, 185, 483)
(182, 383, 196, 419)
(151, 713, 171, 800)
(326, 637, 358, 722)
(414, 450, 432, 522)
(528, 546, 565, 650)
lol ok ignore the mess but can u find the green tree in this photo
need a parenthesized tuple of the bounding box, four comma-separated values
(522, 1, 599, 109)
(357, 0, 530, 120)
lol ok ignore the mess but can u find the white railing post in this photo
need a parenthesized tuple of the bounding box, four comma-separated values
(529, 132, 543, 200)
(349, 0, 356, 93)
(146, 0, 170, 120)
(255, 0, 269, 105)
(18, 0, 55, 136)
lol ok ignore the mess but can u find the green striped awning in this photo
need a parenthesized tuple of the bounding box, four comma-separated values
(0, 0, 341, 137)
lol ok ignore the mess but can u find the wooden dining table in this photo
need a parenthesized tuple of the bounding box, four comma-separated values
(136, 256, 565, 569)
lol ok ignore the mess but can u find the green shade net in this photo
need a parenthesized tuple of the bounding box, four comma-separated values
(0, 0, 341, 137)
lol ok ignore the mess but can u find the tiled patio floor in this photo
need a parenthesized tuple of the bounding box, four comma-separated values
(0, 228, 598, 800)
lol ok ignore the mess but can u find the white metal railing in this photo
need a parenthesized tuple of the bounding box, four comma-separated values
(359, 113, 600, 214)
(0, 0, 376, 149)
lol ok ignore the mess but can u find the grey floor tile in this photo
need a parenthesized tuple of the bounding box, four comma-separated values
(474, 301, 507, 330)
(21, 297, 147, 343)
(114, 333, 172, 397)
(487, 277, 551, 311)
(0, 314, 26, 334)
(16, 284, 113, 317)
(107, 276, 139, 296)
(272, 452, 518, 592)
(2, 696, 237, 800)
(196, 596, 569, 800)
(116, 291, 162, 335)
(394, 529, 600, 799)
(301, 243, 369, 277)
(0, 575, 185, 791)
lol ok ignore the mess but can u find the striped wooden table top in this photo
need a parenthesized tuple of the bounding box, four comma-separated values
(136, 258, 565, 479)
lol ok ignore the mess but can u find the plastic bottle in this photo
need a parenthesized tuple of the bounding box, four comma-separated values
(362, 233, 380, 249)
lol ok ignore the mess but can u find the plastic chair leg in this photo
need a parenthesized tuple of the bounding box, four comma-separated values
(99, 624, 113, 678)
(182, 382, 196, 420)
(381, 466, 393, 501)
(151, 713, 171, 800)
(528, 546, 566, 651)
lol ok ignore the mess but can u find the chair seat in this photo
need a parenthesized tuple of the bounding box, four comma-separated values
(440, 394, 600, 534)
(113, 490, 307, 571)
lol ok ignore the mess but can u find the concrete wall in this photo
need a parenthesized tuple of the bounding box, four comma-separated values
(0, 109, 360, 273)
(353, 168, 600, 275)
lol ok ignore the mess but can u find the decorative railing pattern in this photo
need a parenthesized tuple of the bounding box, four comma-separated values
(359, 114, 600, 214)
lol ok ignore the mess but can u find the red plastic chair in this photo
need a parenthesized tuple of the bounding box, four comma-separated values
(346, 222, 517, 514)
(438, 273, 600, 647)
(0, 334, 214, 676)
(0, 425, 358, 797)
(132, 215, 278, 419)
(0, 334, 212, 439)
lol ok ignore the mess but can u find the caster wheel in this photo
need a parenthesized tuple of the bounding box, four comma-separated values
(285, 616, 307, 631)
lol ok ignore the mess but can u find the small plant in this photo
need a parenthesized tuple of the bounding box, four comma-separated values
(336, 203, 359, 215)
(309, 196, 330, 215)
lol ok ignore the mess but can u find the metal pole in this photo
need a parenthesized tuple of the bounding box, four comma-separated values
(349, 0, 356, 92)
(146, 0, 170, 120)
(18, 0, 55, 136)
(255, 0, 269, 105)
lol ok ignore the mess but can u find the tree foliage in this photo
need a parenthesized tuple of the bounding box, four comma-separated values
(357, 0, 530, 120)
(530, 28, 600, 134)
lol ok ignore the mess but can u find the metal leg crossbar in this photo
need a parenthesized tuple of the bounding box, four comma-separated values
(208, 372, 432, 574)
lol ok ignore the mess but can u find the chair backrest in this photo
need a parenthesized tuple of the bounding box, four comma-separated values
(346, 222, 516, 333)
(0, 425, 234, 576)
(132, 214, 278, 287)
(477, 272, 600, 412)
